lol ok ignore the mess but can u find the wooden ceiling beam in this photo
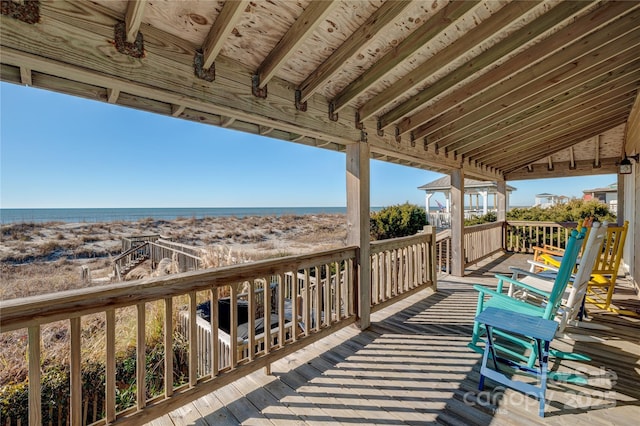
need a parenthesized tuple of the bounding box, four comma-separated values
(464, 82, 639, 161)
(297, 0, 412, 104)
(368, 0, 544, 127)
(499, 113, 630, 172)
(329, 0, 478, 114)
(125, 0, 147, 43)
(410, 2, 640, 141)
(625, 90, 640, 154)
(480, 99, 630, 164)
(506, 158, 618, 180)
(201, 0, 249, 69)
(477, 102, 633, 168)
(390, 0, 596, 135)
(255, 0, 336, 90)
(428, 37, 640, 151)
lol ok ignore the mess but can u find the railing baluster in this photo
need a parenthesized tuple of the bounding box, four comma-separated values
(187, 293, 197, 385)
(278, 274, 285, 347)
(70, 317, 82, 424)
(304, 268, 311, 337)
(335, 261, 342, 320)
(230, 286, 238, 369)
(163, 298, 174, 396)
(314, 266, 321, 331)
(292, 272, 299, 339)
(248, 281, 255, 361)
(106, 309, 116, 422)
(28, 326, 41, 426)
(137, 303, 146, 408)
(211, 289, 219, 375)
(323, 264, 330, 326)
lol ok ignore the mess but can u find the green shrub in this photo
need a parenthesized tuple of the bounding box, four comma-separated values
(370, 203, 427, 241)
(507, 199, 616, 222)
(465, 212, 497, 226)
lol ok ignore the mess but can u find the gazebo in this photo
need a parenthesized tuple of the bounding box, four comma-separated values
(418, 176, 516, 227)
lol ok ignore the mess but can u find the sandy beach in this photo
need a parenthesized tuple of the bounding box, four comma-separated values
(0, 213, 347, 300)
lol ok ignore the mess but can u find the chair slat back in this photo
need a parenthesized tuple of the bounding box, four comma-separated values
(591, 221, 628, 276)
(565, 222, 608, 319)
(545, 228, 586, 315)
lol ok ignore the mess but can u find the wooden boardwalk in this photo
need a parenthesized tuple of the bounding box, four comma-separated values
(150, 254, 640, 425)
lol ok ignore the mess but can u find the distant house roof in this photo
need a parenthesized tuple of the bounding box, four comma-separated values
(418, 176, 516, 192)
(582, 183, 617, 193)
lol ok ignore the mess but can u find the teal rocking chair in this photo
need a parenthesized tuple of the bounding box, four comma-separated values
(469, 227, 586, 368)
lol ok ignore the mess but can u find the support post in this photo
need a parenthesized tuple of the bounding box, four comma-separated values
(451, 169, 465, 276)
(480, 190, 489, 215)
(347, 141, 371, 329)
(497, 180, 507, 251)
(424, 192, 433, 224)
(617, 173, 625, 226)
(496, 181, 507, 222)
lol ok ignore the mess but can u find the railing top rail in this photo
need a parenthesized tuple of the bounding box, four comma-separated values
(148, 241, 203, 261)
(370, 230, 433, 254)
(113, 241, 150, 263)
(122, 234, 162, 242)
(506, 220, 578, 227)
(0, 246, 358, 332)
(463, 221, 504, 233)
(436, 229, 451, 241)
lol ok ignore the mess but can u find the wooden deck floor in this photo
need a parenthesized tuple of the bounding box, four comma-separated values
(149, 254, 640, 426)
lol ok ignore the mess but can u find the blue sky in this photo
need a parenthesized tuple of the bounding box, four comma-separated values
(1, 82, 614, 209)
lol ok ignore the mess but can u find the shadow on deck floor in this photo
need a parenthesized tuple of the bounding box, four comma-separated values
(151, 254, 640, 426)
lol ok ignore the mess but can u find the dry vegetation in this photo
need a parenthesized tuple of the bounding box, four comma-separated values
(0, 213, 346, 300)
(0, 213, 346, 393)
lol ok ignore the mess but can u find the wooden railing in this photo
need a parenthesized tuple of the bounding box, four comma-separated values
(0, 247, 357, 425)
(121, 234, 161, 252)
(369, 226, 437, 311)
(463, 221, 504, 267)
(435, 229, 452, 274)
(113, 239, 203, 280)
(505, 221, 577, 253)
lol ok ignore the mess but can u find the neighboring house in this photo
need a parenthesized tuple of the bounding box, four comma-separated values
(533, 193, 569, 208)
(583, 183, 618, 214)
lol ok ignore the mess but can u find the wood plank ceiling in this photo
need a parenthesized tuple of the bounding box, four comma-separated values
(1, 0, 639, 181)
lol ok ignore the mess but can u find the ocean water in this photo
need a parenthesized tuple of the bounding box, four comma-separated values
(0, 207, 354, 224)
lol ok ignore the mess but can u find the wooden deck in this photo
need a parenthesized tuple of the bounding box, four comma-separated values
(149, 254, 640, 425)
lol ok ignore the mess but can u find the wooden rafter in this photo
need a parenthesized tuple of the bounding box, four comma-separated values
(255, 0, 336, 89)
(297, 0, 412, 104)
(125, 0, 146, 43)
(363, 0, 542, 126)
(424, 29, 640, 151)
(625, 90, 640, 153)
(501, 115, 630, 172)
(1, 0, 637, 180)
(385, 1, 590, 133)
(329, 0, 478, 114)
(408, 1, 640, 141)
(201, 0, 249, 70)
(474, 99, 634, 166)
(506, 158, 618, 180)
(464, 82, 639, 161)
